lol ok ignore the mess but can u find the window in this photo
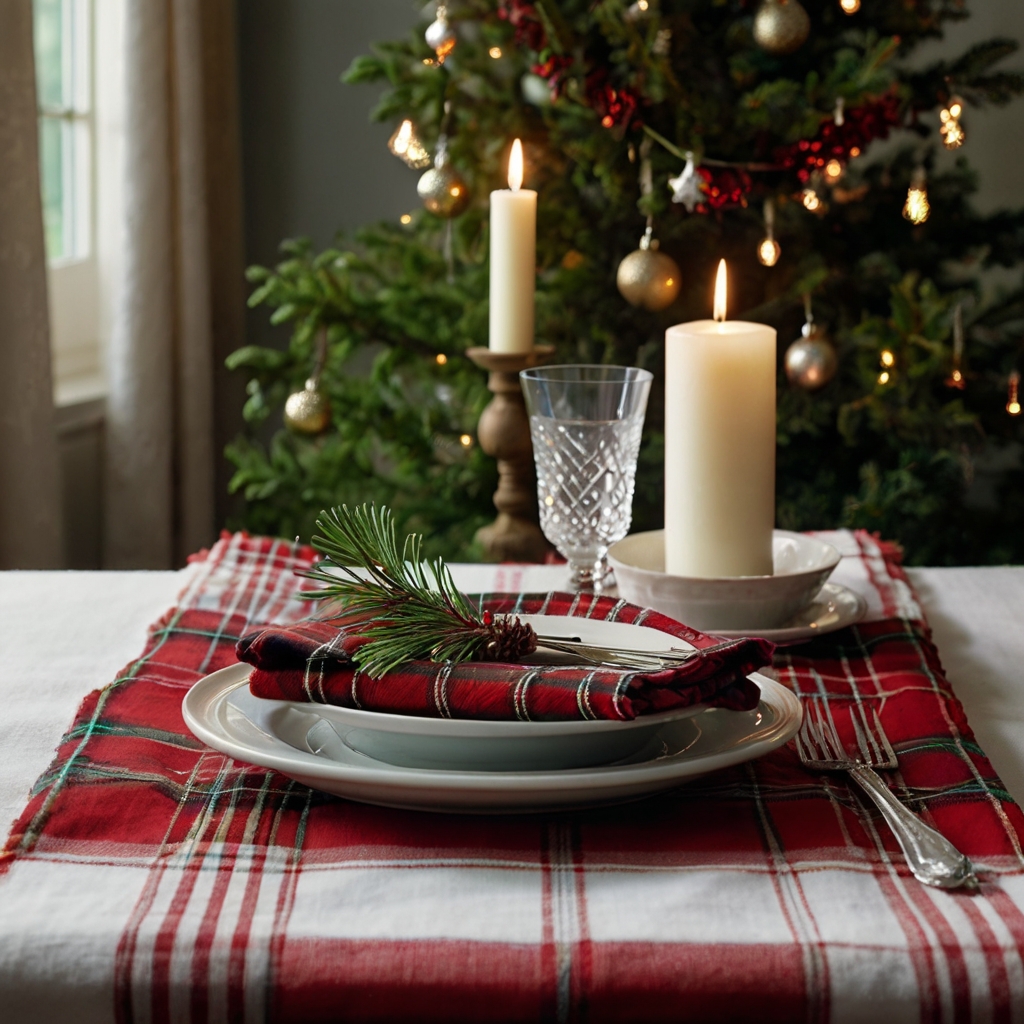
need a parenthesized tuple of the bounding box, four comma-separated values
(33, 0, 102, 404)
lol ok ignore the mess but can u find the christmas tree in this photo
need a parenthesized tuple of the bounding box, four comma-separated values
(227, 0, 1024, 565)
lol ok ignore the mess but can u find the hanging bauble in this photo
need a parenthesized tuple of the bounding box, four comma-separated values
(284, 378, 331, 434)
(417, 136, 470, 218)
(753, 0, 811, 55)
(425, 4, 456, 63)
(616, 226, 681, 311)
(785, 315, 837, 390)
(388, 119, 431, 169)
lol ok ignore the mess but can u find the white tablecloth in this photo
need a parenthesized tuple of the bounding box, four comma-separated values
(1, 561, 1023, 835)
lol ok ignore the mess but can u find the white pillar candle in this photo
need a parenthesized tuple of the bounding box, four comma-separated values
(489, 139, 536, 353)
(664, 260, 776, 578)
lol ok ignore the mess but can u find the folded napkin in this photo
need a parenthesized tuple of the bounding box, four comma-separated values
(236, 594, 773, 722)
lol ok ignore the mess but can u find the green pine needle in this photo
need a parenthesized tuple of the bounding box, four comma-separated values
(300, 503, 529, 678)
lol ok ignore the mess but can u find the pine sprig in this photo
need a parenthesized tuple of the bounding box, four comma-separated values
(300, 503, 536, 678)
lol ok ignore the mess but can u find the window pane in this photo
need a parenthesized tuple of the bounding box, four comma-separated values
(39, 116, 64, 260)
(33, 0, 63, 110)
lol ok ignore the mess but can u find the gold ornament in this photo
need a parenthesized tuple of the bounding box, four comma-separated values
(388, 119, 431, 169)
(425, 4, 456, 63)
(753, 0, 811, 56)
(616, 226, 681, 311)
(785, 298, 837, 390)
(1008, 371, 1021, 416)
(284, 378, 331, 434)
(417, 135, 470, 218)
(903, 167, 930, 225)
(758, 198, 781, 266)
(940, 96, 966, 150)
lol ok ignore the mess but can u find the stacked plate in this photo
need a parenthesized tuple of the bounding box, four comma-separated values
(183, 614, 801, 814)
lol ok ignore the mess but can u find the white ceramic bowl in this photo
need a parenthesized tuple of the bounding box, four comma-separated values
(608, 529, 841, 632)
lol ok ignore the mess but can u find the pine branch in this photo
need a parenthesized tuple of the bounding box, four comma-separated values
(300, 504, 536, 678)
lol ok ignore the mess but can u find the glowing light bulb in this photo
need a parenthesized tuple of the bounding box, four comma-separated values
(489, 46, 502, 58)
(840, 0, 860, 12)
(435, 353, 448, 365)
(459, 433, 474, 447)
(400, 213, 412, 225)
(1009, 371, 1021, 416)
(878, 371, 891, 385)
(758, 237, 782, 267)
(824, 159, 843, 183)
(849, 146, 862, 158)
(713, 259, 728, 323)
(802, 188, 822, 212)
(903, 169, 930, 224)
(880, 350, 895, 368)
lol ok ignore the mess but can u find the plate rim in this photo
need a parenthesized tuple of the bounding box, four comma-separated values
(182, 664, 801, 793)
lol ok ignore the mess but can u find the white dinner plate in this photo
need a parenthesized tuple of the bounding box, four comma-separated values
(712, 583, 867, 643)
(182, 665, 801, 813)
(261, 613, 713, 772)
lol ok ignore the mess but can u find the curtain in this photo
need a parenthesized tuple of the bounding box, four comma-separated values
(103, 0, 245, 569)
(0, 0, 63, 569)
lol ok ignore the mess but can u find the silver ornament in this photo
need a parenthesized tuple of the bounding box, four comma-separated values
(284, 378, 331, 434)
(616, 226, 681, 311)
(668, 156, 703, 212)
(417, 135, 470, 218)
(785, 324, 838, 390)
(753, 0, 811, 55)
(425, 5, 456, 63)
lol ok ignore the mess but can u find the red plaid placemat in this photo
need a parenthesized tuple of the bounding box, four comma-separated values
(3, 530, 1024, 1023)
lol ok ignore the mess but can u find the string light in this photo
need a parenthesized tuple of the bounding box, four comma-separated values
(488, 46, 502, 58)
(940, 96, 966, 150)
(1009, 371, 1021, 416)
(435, 353, 448, 365)
(880, 350, 895, 368)
(400, 213, 412, 225)
(878, 371, 891, 385)
(758, 198, 781, 266)
(388, 120, 431, 168)
(840, 0, 861, 12)
(824, 159, 844, 184)
(459, 433, 474, 447)
(802, 187, 822, 212)
(849, 146, 862, 158)
(945, 304, 966, 389)
(903, 167, 930, 225)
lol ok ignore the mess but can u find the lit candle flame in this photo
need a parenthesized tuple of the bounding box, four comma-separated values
(713, 259, 728, 323)
(508, 139, 524, 191)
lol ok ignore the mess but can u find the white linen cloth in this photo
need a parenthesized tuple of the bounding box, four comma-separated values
(0, 543, 1022, 1024)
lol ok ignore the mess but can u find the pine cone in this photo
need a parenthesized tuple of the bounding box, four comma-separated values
(481, 615, 537, 662)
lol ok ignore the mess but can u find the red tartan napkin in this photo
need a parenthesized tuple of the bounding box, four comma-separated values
(237, 593, 773, 721)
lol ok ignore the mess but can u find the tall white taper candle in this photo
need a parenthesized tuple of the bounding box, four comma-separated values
(664, 260, 776, 577)
(489, 139, 536, 353)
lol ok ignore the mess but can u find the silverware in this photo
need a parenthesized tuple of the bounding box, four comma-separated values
(795, 699, 977, 890)
(533, 636, 739, 671)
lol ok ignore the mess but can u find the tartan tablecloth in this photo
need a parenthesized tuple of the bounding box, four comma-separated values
(3, 531, 1024, 1023)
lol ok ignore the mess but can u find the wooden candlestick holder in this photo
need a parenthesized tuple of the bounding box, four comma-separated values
(467, 345, 555, 563)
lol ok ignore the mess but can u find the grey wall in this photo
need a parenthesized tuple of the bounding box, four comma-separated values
(238, 0, 421, 350)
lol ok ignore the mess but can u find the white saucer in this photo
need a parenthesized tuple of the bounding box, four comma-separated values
(182, 667, 801, 814)
(713, 583, 867, 643)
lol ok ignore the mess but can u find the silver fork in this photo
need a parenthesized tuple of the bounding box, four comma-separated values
(795, 699, 977, 890)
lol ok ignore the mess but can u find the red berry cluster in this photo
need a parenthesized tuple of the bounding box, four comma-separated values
(697, 166, 754, 211)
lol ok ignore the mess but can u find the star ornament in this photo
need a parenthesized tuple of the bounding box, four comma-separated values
(668, 157, 704, 212)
